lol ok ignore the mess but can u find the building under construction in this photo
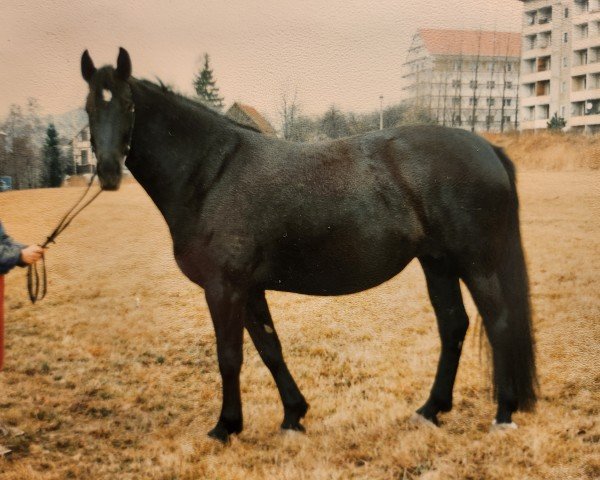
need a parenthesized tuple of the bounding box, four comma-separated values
(402, 28, 522, 132)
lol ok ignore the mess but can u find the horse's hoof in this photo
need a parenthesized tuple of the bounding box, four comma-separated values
(207, 424, 231, 443)
(280, 426, 305, 438)
(281, 400, 309, 433)
(490, 420, 518, 432)
(281, 421, 306, 433)
(410, 412, 438, 428)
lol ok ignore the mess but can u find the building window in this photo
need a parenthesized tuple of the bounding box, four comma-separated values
(486, 81, 496, 89)
(503, 115, 511, 123)
(469, 97, 478, 106)
(564, 32, 568, 43)
(470, 80, 478, 89)
(453, 97, 461, 105)
(486, 98, 496, 106)
(81, 129, 88, 141)
(452, 80, 461, 88)
(565, 7, 569, 18)
(563, 56, 568, 67)
(486, 115, 495, 124)
(503, 98, 512, 106)
(507, 63, 513, 72)
(561, 105, 566, 118)
(81, 150, 88, 165)
(506, 81, 513, 89)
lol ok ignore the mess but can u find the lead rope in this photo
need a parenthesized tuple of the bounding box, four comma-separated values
(27, 173, 102, 304)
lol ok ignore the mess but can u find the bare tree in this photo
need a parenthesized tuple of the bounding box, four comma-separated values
(514, 58, 521, 131)
(470, 31, 483, 132)
(279, 88, 299, 140)
(451, 49, 465, 127)
(486, 31, 498, 132)
(500, 40, 511, 133)
(0, 98, 44, 189)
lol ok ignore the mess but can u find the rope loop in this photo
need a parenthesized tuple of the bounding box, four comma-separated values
(27, 174, 102, 304)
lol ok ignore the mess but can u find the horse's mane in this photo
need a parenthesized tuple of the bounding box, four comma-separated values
(134, 78, 262, 134)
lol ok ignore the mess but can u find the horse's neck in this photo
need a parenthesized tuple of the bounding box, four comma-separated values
(126, 81, 234, 234)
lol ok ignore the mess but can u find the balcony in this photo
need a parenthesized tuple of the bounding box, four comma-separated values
(569, 113, 600, 126)
(571, 63, 600, 75)
(521, 118, 551, 130)
(523, 21, 553, 35)
(522, 46, 553, 60)
(572, 35, 600, 50)
(521, 95, 551, 107)
(571, 88, 600, 101)
(522, 70, 552, 82)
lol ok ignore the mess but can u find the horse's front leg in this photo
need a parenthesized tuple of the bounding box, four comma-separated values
(205, 281, 247, 442)
(245, 290, 309, 432)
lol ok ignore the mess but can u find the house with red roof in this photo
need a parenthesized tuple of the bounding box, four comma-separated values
(226, 102, 277, 136)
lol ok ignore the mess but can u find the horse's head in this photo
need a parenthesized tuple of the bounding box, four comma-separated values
(80, 48, 134, 191)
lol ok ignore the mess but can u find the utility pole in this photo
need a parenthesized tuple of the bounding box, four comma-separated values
(379, 95, 384, 130)
(514, 59, 521, 130)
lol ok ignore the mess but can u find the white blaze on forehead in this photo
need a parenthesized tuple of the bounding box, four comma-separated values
(102, 89, 112, 102)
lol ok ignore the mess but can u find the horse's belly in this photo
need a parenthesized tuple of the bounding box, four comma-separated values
(263, 239, 416, 296)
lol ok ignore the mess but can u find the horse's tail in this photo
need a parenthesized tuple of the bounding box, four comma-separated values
(491, 145, 538, 411)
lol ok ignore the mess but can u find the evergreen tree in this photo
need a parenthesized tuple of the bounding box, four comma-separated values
(547, 112, 566, 131)
(193, 54, 224, 110)
(43, 123, 64, 187)
(320, 105, 349, 139)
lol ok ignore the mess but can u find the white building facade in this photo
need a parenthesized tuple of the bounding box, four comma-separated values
(403, 29, 522, 132)
(520, 0, 600, 132)
(71, 125, 96, 174)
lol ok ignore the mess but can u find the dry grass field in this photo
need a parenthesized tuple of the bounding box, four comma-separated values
(0, 167, 598, 479)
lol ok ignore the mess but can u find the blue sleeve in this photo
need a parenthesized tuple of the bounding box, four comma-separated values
(0, 221, 26, 274)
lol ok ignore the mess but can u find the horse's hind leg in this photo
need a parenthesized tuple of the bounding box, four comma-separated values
(462, 271, 518, 426)
(416, 256, 469, 425)
(245, 290, 309, 432)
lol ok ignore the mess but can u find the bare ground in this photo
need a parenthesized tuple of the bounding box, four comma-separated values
(0, 171, 598, 479)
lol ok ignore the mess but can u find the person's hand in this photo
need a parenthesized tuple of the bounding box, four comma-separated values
(20, 245, 44, 265)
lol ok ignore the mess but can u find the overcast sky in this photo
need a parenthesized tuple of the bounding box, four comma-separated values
(1, 1, 522, 126)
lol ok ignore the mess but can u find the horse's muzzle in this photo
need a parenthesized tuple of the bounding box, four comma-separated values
(97, 156, 122, 191)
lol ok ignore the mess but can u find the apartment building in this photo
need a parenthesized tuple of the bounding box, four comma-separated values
(402, 29, 522, 132)
(520, 0, 600, 132)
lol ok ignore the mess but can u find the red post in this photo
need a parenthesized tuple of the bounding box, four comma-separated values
(0, 275, 4, 371)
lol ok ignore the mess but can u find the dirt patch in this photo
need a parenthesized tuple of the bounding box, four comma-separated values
(483, 131, 600, 171)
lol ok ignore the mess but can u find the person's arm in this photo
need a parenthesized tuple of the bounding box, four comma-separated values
(0, 222, 44, 274)
(0, 223, 26, 272)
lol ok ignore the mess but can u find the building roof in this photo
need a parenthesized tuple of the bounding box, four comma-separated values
(418, 29, 521, 58)
(227, 102, 276, 136)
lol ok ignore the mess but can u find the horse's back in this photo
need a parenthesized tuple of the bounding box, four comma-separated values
(194, 125, 514, 293)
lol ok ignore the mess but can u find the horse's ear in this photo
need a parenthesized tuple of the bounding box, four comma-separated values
(116, 47, 132, 81)
(81, 50, 96, 83)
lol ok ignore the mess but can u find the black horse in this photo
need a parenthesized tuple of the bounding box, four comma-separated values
(80, 48, 536, 442)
